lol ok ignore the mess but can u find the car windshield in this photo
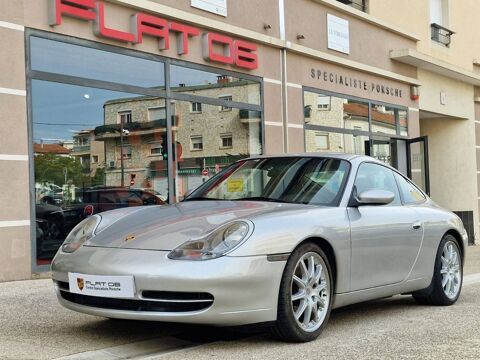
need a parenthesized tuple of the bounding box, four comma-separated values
(185, 157, 350, 206)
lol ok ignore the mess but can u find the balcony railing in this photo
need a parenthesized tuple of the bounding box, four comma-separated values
(71, 145, 90, 153)
(431, 23, 454, 46)
(94, 116, 179, 137)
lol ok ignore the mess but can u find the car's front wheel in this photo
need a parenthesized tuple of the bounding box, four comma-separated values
(413, 234, 463, 305)
(272, 242, 333, 342)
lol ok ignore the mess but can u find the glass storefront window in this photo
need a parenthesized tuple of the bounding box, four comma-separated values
(29, 33, 263, 268)
(170, 65, 261, 105)
(30, 37, 165, 89)
(172, 101, 262, 201)
(304, 91, 369, 132)
(305, 130, 369, 155)
(371, 104, 398, 135)
(32, 80, 169, 265)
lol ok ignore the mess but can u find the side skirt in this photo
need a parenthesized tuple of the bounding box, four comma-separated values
(332, 277, 431, 309)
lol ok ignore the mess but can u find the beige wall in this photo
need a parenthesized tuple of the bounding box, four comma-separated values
(418, 70, 474, 120)
(286, 0, 417, 78)
(421, 116, 478, 235)
(149, 0, 281, 39)
(0, 4, 32, 281)
(370, 0, 480, 72)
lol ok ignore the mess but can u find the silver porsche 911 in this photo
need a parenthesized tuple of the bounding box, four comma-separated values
(52, 154, 467, 342)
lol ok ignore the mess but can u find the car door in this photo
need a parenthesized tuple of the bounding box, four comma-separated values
(347, 162, 423, 291)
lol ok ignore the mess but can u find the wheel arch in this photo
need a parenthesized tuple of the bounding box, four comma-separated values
(294, 237, 337, 293)
(444, 229, 465, 263)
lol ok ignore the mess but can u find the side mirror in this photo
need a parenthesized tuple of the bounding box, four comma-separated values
(356, 190, 395, 206)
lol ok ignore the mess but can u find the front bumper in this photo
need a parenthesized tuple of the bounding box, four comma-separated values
(51, 246, 286, 326)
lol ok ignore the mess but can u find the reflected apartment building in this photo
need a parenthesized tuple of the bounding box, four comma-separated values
(97, 78, 261, 199)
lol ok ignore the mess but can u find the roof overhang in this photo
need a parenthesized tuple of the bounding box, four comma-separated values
(390, 48, 480, 87)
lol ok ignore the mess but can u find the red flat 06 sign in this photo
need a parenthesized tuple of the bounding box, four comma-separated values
(48, 0, 258, 70)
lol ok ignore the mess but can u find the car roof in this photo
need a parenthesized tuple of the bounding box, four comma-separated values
(243, 152, 381, 163)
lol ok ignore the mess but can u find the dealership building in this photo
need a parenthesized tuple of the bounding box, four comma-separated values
(0, 0, 479, 282)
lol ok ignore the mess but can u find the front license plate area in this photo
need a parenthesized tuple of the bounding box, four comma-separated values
(68, 273, 135, 298)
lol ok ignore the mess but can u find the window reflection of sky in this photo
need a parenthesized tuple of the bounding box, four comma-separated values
(32, 80, 137, 142)
(30, 37, 165, 88)
(30, 36, 261, 143)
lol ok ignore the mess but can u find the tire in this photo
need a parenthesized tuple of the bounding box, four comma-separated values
(412, 234, 463, 306)
(272, 242, 333, 342)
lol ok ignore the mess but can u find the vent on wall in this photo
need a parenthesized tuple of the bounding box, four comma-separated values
(453, 211, 475, 245)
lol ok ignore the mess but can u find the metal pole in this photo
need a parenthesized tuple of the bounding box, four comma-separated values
(120, 116, 125, 187)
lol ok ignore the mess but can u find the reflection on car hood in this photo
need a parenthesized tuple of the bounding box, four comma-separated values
(85, 201, 312, 251)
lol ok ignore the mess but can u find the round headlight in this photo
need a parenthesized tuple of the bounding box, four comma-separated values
(61, 215, 100, 253)
(168, 221, 252, 261)
(222, 222, 249, 246)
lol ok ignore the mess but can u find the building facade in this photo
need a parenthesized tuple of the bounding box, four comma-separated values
(0, 0, 476, 281)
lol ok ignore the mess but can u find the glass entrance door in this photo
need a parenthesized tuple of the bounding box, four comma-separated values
(366, 136, 430, 195)
(368, 137, 394, 166)
(407, 136, 430, 195)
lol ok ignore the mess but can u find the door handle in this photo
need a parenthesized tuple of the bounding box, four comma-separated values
(412, 222, 422, 230)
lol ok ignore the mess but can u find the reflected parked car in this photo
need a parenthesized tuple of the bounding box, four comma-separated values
(68, 186, 166, 218)
(36, 200, 66, 259)
(52, 154, 467, 342)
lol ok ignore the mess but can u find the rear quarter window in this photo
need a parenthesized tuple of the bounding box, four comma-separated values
(394, 172, 426, 204)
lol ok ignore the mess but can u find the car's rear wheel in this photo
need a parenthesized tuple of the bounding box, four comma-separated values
(272, 242, 333, 342)
(413, 234, 463, 306)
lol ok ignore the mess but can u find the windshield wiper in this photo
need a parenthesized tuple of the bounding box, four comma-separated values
(235, 196, 291, 203)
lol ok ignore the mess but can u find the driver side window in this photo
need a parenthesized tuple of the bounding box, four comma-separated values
(354, 163, 400, 206)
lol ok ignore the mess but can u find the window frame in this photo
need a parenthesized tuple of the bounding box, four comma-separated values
(316, 95, 331, 111)
(314, 132, 329, 150)
(191, 102, 202, 113)
(118, 144, 132, 160)
(149, 142, 164, 156)
(148, 106, 167, 121)
(220, 133, 233, 149)
(117, 110, 132, 125)
(190, 135, 204, 151)
(219, 95, 233, 111)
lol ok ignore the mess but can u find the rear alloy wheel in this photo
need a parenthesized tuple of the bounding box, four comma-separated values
(272, 243, 332, 342)
(413, 234, 463, 305)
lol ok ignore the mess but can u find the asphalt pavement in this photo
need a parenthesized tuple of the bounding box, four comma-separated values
(1, 246, 480, 360)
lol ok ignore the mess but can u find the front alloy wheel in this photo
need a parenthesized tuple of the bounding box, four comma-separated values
(273, 243, 332, 342)
(291, 252, 330, 332)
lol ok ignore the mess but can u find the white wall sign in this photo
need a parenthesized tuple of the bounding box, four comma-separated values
(327, 14, 350, 55)
(191, 0, 227, 17)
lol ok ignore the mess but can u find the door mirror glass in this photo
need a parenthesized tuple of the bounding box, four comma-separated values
(357, 190, 395, 205)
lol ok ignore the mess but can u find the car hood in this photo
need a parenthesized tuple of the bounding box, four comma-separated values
(85, 200, 313, 251)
